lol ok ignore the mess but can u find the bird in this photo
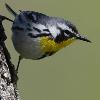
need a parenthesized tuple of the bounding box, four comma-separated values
(5, 3, 91, 72)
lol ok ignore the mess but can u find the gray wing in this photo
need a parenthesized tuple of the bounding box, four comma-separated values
(27, 23, 53, 38)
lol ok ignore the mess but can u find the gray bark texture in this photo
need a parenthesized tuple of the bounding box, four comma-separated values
(0, 15, 20, 100)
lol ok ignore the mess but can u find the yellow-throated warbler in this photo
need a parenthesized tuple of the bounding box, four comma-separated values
(5, 4, 91, 71)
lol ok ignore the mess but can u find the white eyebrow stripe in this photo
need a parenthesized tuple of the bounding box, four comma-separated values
(57, 23, 67, 29)
(57, 23, 74, 33)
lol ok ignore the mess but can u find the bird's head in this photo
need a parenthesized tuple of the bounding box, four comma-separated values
(55, 21, 91, 43)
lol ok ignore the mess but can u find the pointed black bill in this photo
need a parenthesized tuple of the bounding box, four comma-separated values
(76, 34, 91, 43)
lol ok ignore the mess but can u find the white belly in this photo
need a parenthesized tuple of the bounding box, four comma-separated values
(12, 31, 45, 59)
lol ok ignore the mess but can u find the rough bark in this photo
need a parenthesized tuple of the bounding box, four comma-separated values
(0, 15, 20, 100)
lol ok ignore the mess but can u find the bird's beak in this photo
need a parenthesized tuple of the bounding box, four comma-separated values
(76, 34, 91, 43)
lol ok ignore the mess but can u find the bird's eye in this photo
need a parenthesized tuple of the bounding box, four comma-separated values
(64, 30, 75, 37)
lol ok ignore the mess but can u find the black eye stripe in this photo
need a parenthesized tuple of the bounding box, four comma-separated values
(66, 22, 78, 33)
(54, 27, 75, 43)
(69, 26, 78, 33)
(64, 30, 75, 36)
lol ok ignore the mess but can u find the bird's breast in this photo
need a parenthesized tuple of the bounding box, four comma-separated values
(40, 36, 75, 53)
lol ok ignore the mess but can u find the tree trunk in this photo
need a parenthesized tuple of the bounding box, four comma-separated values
(0, 15, 20, 100)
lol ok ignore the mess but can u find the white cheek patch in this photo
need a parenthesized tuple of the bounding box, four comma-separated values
(48, 26, 60, 38)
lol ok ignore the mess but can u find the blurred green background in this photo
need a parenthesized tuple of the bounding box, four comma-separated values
(0, 0, 100, 100)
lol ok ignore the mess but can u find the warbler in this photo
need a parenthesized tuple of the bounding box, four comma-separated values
(5, 4, 91, 71)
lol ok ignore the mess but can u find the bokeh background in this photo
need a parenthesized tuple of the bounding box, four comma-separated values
(0, 0, 100, 100)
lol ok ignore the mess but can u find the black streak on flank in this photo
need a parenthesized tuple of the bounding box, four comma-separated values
(12, 26, 24, 31)
(33, 27, 41, 33)
(28, 33, 50, 38)
(43, 29, 50, 32)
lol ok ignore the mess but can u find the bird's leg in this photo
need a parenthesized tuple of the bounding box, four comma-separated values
(16, 55, 23, 73)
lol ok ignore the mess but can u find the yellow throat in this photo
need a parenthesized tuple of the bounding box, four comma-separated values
(40, 37, 75, 53)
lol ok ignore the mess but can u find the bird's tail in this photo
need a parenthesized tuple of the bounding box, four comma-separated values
(5, 3, 17, 16)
